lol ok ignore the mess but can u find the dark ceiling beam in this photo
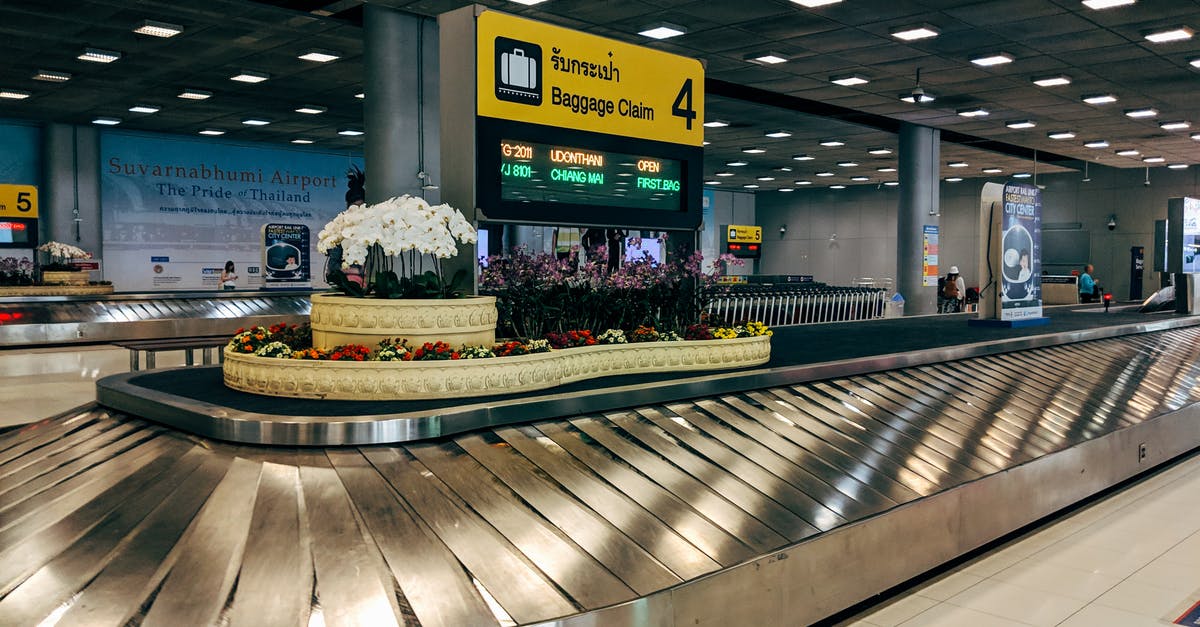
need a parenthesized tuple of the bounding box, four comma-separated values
(706, 78, 1081, 170)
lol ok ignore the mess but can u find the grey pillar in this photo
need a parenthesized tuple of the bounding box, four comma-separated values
(42, 124, 102, 259)
(897, 123, 940, 315)
(364, 5, 429, 202)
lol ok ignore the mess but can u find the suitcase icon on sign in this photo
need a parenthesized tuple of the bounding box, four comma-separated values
(495, 37, 542, 106)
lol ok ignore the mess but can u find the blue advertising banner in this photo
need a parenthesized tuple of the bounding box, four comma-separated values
(100, 130, 359, 291)
(1000, 182, 1042, 321)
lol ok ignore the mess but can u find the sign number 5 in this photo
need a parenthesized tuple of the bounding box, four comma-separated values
(16, 192, 31, 212)
(671, 79, 697, 130)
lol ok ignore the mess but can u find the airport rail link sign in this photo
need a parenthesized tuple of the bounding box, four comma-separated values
(0, 184, 38, 219)
(477, 10, 705, 147)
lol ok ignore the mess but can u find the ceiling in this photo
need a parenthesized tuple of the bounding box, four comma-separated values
(0, 0, 1196, 192)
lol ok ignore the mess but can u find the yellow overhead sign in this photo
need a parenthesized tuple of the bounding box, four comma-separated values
(726, 225, 762, 243)
(477, 10, 705, 146)
(0, 184, 37, 218)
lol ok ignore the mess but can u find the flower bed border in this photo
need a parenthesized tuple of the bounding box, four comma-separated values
(223, 335, 770, 400)
(0, 284, 114, 297)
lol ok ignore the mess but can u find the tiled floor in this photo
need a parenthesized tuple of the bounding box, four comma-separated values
(0, 344, 184, 428)
(841, 451, 1200, 627)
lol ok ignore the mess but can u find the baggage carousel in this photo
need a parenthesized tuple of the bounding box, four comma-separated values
(2, 309, 1200, 626)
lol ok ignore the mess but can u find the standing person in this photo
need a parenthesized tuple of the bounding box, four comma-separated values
(1079, 263, 1100, 302)
(220, 260, 238, 291)
(942, 266, 965, 312)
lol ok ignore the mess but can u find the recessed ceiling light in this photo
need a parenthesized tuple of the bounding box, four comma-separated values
(764, 130, 792, 138)
(338, 128, 364, 136)
(727, 160, 749, 166)
(702, 119, 729, 128)
(1082, 93, 1118, 104)
(1006, 119, 1037, 129)
(742, 147, 766, 154)
(779, 188, 794, 192)
(199, 129, 225, 136)
(704, 180, 722, 185)
(0, 89, 31, 100)
(757, 176, 776, 181)
(1084, 139, 1110, 148)
(295, 105, 327, 115)
(791, 0, 842, 6)
(1125, 107, 1158, 118)
(775, 166, 794, 172)
(638, 22, 686, 39)
(834, 161, 856, 168)
(819, 139, 844, 147)
(178, 89, 212, 100)
(830, 74, 869, 86)
(1012, 172, 1032, 178)
(91, 116, 121, 126)
(747, 52, 788, 64)
(1160, 120, 1191, 130)
(1047, 130, 1076, 139)
(1168, 163, 1189, 169)
(231, 70, 270, 84)
(948, 161, 969, 167)
(509, 0, 550, 5)
(830, 185, 846, 189)
(957, 106, 989, 117)
(134, 20, 183, 38)
(1116, 149, 1140, 156)
(851, 176, 870, 182)
(743, 184, 760, 189)
(77, 48, 121, 63)
(702, 141, 711, 146)
(1191, 58, 1200, 69)
(945, 177, 963, 182)
(891, 24, 939, 41)
(1032, 75, 1071, 87)
(792, 154, 814, 161)
(32, 70, 71, 82)
(1192, 133, 1200, 140)
(242, 118, 270, 126)
(128, 104, 160, 114)
(816, 171, 835, 177)
(971, 52, 1014, 66)
(298, 49, 340, 63)
(1145, 26, 1193, 43)
(796, 180, 813, 185)
(715, 171, 735, 177)
(877, 166, 897, 173)
(1082, 0, 1136, 9)
(982, 168, 1003, 174)
(868, 147, 892, 155)
(1143, 156, 1165, 163)
(883, 181, 900, 187)
(355, 92, 364, 99)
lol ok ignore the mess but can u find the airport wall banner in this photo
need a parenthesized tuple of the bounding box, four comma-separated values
(0, 120, 39, 186)
(0, 121, 41, 257)
(100, 130, 359, 291)
(922, 225, 939, 287)
(999, 182, 1042, 321)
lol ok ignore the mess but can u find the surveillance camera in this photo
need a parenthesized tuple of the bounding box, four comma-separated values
(1107, 221, 1116, 231)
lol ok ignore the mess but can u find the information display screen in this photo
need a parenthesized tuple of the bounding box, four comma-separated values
(499, 139, 683, 211)
(0, 219, 33, 246)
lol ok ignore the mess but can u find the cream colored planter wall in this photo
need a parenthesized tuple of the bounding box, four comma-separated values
(223, 335, 771, 400)
(0, 284, 113, 296)
(309, 293, 498, 349)
(41, 270, 91, 285)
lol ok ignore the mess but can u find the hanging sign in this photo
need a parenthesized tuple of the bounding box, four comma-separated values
(477, 11, 704, 146)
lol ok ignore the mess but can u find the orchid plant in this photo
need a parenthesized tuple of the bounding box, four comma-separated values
(37, 241, 92, 272)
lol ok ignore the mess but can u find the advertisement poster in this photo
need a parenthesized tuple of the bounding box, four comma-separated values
(262, 224, 311, 289)
(922, 225, 939, 287)
(701, 188, 717, 267)
(100, 130, 358, 291)
(1000, 182, 1043, 321)
(1181, 197, 1200, 274)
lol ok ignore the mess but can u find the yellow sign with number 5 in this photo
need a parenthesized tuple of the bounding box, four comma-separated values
(0, 184, 38, 218)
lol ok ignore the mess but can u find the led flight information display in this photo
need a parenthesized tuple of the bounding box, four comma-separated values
(499, 139, 683, 211)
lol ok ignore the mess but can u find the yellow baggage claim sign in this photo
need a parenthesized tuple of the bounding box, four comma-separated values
(477, 11, 705, 147)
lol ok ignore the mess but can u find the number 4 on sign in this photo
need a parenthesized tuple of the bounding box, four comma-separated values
(672, 79, 696, 130)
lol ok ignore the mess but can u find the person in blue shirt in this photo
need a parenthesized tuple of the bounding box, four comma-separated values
(1079, 263, 1100, 302)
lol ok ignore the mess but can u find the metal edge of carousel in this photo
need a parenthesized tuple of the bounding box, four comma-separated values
(1, 316, 1199, 626)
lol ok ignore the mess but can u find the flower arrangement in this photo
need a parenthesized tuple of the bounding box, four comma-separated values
(37, 241, 92, 272)
(229, 326, 272, 354)
(597, 329, 627, 344)
(411, 341, 458, 361)
(684, 324, 714, 340)
(0, 257, 34, 286)
(317, 195, 478, 299)
(627, 326, 660, 343)
(375, 340, 410, 362)
(254, 341, 293, 358)
(329, 344, 371, 361)
(459, 346, 496, 359)
(545, 330, 598, 349)
(291, 347, 330, 360)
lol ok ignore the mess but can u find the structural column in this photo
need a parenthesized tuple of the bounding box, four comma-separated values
(897, 123, 940, 315)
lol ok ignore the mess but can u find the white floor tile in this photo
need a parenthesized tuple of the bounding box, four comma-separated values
(896, 602, 1031, 627)
(1056, 603, 1171, 627)
(1128, 556, 1200, 594)
(990, 559, 1122, 602)
(945, 578, 1086, 626)
(913, 572, 986, 602)
(1094, 579, 1196, 620)
(850, 594, 940, 627)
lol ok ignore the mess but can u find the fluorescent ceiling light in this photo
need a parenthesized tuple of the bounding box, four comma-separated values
(1032, 75, 1071, 87)
(705, 181, 722, 185)
(971, 52, 1014, 66)
(1145, 26, 1193, 43)
(241, 118, 271, 126)
(1168, 163, 1189, 169)
(702, 141, 710, 146)
(702, 119, 729, 128)
(198, 129, 225, 136)
(957, 106, 989, 117)
(816, 171, 835, 177)
(78, 48, 121, 63)
(743, 184, 760, 189)
(757, 176, 775, 181)
(819, 139, 845, 146)
(91, 117, 121, 125)
(891, 24, 939, 41)
(1047, 130, 1076, 139)
(1082, 0, 1136, 9)
(298, 49, 340, 63)
(796, 180, 813, 185)
(1160, 120, 1191, 130)
(355, 92, 364, 99)
(338, 129, 364, 136)
(830, 74, 869, 86)
(0, 89, 31, 100)
(134, 20, 183, 38)
(837, 161, 858, 167)
(32, 70, 71, 82)
(877, 166, 897, 172)
(948, 161, 968, 167)
(1115, 149, 1140, 156)
(1012, 172, 1032, 178)
(791, 0, 842, 6)
(775, 166, 793, 172)
(1191, 59, 1200, 69)
(1082, 93, 1117, 104)
(747, 52, 788, 64)
(1084, 139, 1110, 148)
(178, 89, 211, 100)
(793, 154, 815, 161)
(868, 147, 892, 155)
(715, 171, 734, 177)
(1125, 107, 1158, 118)
(899, 89, 935, 104)
(1143, 156, 1165, 163)
(1193, 133, 1200, 140)
(726, 160, 749, 167)
(830, 185, 846, 189)
(295, 105, 327, 115)
(1006, 119, 1037, 129)
(128, 104, 160, 114)
(851, 176, 870, 182)
(230, 70, 270, 84)
(779, 188, 794, 192)
(638, 23, 686, 39)
(884, 181, 900, 186)
(764, 130, 792, 138)
(741, 147, 766, 154)
(982, 168, 1004, 174)
(945, 177, 963, 182)
(509, 0, 550, 5)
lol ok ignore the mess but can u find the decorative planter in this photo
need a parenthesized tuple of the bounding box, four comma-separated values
(0, 284, 113, 296)
(41, 270, 91, 285)
(309, 293, 498, 349)
(223, 335, 771, 400)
